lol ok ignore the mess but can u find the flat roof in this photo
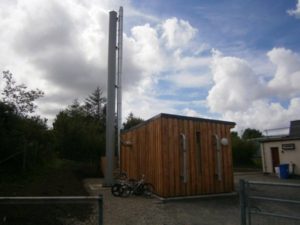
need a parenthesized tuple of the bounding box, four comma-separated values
(122, 113, 235, 133)
(257, 136, 300, 143)
(159, 113, 235, 125)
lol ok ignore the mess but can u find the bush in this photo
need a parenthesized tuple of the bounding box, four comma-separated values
(0, 102, 54, 173)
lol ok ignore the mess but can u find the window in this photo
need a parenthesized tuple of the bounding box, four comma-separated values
(196, 131, 201, 175)
(180, 133, 187, 183)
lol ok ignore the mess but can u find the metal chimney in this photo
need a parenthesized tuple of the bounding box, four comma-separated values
(105, 10, 117, 186)
(117, 7, 123, 169)
(105, 7, 123, 186)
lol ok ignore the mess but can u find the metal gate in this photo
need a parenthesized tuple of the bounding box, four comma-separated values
(240, 179, 300, 225)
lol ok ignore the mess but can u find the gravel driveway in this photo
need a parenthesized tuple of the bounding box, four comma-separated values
(83, 173, 300, 225)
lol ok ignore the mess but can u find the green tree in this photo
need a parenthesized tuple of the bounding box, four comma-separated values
(122, 112, 144, 130)
(84, 87, 106, 120)
(53, 93, 106, 165)
(2, 71, 44, 116)
(231, 129, 261, 167)
(242, 128, 263, 140)
(0, 72, 51, 174)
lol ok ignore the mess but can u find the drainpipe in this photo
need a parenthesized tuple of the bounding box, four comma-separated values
(261, 142, 267, 173)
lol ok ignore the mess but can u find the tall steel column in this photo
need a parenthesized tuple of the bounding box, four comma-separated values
(105, 10, 117, 186)
(117, 7, 123, 168)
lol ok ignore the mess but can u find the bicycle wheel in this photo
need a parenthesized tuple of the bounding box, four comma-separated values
(111, 183, 122, 197)
(134, 184, 144, 195)
(143, 183, 154, 197)
(120, 184, 131, 197)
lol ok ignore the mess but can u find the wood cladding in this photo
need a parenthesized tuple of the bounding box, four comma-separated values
(120, 113, 235, 198)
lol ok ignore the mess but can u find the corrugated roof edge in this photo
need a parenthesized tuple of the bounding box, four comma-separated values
(121, 113, 235, 134)
(257, 136, 300, 143)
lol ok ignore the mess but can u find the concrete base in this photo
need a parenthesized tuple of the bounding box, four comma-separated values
(154, 192, 237, 203)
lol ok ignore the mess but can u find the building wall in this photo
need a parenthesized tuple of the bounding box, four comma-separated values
(121, 117, 163, 194)
(121, 115, 235, 197)
(160, 117, 234, 197)
(261, 140, 300, 175)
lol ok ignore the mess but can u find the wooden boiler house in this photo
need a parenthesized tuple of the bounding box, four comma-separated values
(120, 113, 235, 198)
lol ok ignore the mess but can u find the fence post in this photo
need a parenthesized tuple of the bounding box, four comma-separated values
(98, 195, 103, 225)
(240, 179, 247, 225)
(246, 181, 251, 225)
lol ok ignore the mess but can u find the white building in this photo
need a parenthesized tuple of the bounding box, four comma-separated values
(259, 120, 300, 176)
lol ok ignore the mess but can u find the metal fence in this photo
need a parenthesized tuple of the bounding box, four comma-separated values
(0, 195, 103, 225)
(240, 179, 300, 225)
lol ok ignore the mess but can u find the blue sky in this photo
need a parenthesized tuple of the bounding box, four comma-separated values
(131, 0, 300, 51)
(0, 0, 300, 132)
(126, 0, 300, 131)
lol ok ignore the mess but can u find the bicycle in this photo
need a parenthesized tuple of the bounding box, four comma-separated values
(121, 174, 154, 198)
(111, 172, 128, 197)
(111, 173, 154, 198)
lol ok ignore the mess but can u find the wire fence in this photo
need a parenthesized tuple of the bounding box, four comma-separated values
(0, 195, 103, 225)
(240, 179, 300, 225)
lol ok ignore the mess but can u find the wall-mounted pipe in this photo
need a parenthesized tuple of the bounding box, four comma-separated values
(180, 133, 187, 183)
(261, 142, 267, 173)
(214, 134, 222, 181)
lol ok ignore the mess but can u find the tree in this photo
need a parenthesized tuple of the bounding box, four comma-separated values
(66, 99, 86, 117)
(231, 128, 262, 167)
(242, 128, 263, 140)
(1, 71, 44, 116)
(122, 112, 144, 130)
(0, 93, 51, 174)
(53, 93, 106, 165)
(84, 87, 106, 120)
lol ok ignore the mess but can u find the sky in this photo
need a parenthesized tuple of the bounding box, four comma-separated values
(0, 0, 300, 133)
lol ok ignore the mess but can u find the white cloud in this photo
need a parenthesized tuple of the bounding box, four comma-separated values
(122, 89, 178, 120)
(0, 0, 144, 125)
(223, 98, 300, 132)
(207, 50, 265, 112)
(207, 48, 300, 132)
(125, 6, 160, 22)
(162, 17, 197, 49)
(127, 24, 165, 75)
(267, 47, 300, 98)
(182, 108, 199, 117)
(2, 0, 298, 134)
(170, 73, 211, 88)
(287, 0, 300, 18)
(171, 49, 211, 69)
(0, 0, 205, 126)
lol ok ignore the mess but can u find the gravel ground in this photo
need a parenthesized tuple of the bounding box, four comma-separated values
(83, 173, 300, 225)
(84, 180, 239, 225)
